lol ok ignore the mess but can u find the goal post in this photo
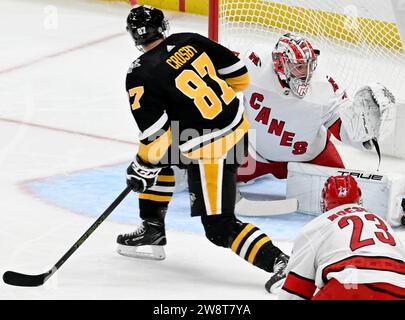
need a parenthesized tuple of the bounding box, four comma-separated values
(209, 0, 219, 42)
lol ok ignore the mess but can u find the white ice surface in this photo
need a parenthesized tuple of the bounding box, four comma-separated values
(0, 0, 404, 300)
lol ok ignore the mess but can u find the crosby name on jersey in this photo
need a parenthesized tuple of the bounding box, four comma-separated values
(126, 32, 251, 164)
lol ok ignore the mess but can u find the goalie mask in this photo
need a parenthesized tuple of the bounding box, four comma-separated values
(321, 176, 362, 212)
(126, 5, 168, 49)
(272, 33, 319, 98)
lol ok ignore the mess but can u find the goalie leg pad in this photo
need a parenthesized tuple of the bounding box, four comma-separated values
(286, 162, 405, 227)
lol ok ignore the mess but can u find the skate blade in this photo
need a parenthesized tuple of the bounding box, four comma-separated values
(267, 278, 286, 294)
(117, 244, 166, 261)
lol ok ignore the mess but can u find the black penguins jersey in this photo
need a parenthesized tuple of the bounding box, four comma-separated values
(126, 32, 250, 165)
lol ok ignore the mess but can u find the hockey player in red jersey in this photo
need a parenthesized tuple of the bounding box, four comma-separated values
(279, 175, 405, 300)
(116, 5, 289, 293)
(237, 33, 396, 183)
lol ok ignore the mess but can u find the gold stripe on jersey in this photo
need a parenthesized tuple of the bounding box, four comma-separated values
(157, 175, 176, 183)
(139, 193, 173, 202)
(231, 224, 255, 253)
(139, 169, 175, 203)
(247, 236, 271, 263)
(138, 128, 172, 165)
(184, 114, 250, 160)
(201, 160, 222, 215)
(225, 72, 250, 93)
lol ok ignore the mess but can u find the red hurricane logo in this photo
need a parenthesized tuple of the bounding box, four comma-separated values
(338, 187, 348, 197)
(297, 84, 309, 97)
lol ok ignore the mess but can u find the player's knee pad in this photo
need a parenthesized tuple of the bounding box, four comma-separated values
(201, 215, 245, 248)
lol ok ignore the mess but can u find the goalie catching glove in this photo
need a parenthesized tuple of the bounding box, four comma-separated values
(339, 83, 396, 147)
(126, 156, 161, 192)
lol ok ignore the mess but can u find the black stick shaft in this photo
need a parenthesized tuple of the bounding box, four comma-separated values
(47, 186, 132, 282)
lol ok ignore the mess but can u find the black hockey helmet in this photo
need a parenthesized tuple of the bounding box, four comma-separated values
(126, 5, 168, 46)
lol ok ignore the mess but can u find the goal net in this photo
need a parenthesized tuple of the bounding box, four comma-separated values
(209, 0, 405, 102)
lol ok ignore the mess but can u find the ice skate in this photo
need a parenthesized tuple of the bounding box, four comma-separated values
(265, 253, 289, 294)
(117, 219, 166, 261)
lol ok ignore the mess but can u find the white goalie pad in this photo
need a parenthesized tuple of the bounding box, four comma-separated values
(286, 162, 405, 227)
(338, 83, 397, 143)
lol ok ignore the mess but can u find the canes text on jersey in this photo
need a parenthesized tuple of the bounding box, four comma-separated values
(166, 45, 198, 70)
(250, 92, 308, 155)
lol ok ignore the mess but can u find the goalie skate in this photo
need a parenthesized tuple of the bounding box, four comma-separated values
(116, 219, 166, 261)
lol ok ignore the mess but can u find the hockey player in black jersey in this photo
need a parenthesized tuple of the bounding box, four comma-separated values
(117, 5, 288, 293)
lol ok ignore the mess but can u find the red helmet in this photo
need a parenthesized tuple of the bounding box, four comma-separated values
(321, 176, 362, 212)
(272, 33, 319, 98)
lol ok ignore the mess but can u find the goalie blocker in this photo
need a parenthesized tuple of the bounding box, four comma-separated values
(287, 162, 405, 227)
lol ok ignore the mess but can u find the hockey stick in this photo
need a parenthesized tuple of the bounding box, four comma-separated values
(3, 185, 132, 287)
(235, 193, 299, 217)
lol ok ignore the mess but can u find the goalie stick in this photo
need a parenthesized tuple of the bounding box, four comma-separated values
(235, 192, 299, 217)
(3, 186, 132, 287)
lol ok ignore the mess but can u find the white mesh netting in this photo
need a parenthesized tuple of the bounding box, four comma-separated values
(217, 0, 405, 101)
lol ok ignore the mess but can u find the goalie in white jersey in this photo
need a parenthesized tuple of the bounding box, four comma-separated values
(237, 33, 396, 182)
(279, 175, 405, 300)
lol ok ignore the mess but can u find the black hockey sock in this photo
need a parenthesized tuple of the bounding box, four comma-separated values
(230, 223, 282, 273)
(139, 167, 174, 221)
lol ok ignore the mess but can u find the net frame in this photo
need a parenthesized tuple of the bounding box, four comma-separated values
(209, 0, 405, 100)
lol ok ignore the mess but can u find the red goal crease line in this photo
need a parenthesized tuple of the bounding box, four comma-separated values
(0, 32, 125, 76)
(0, 117, 136, 146)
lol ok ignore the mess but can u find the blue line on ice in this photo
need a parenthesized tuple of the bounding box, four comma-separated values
(27, 164, 314, 241)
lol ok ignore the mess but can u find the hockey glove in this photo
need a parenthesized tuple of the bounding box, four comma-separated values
(339, 83, 396, 145)
(126, 156, 161, 193)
